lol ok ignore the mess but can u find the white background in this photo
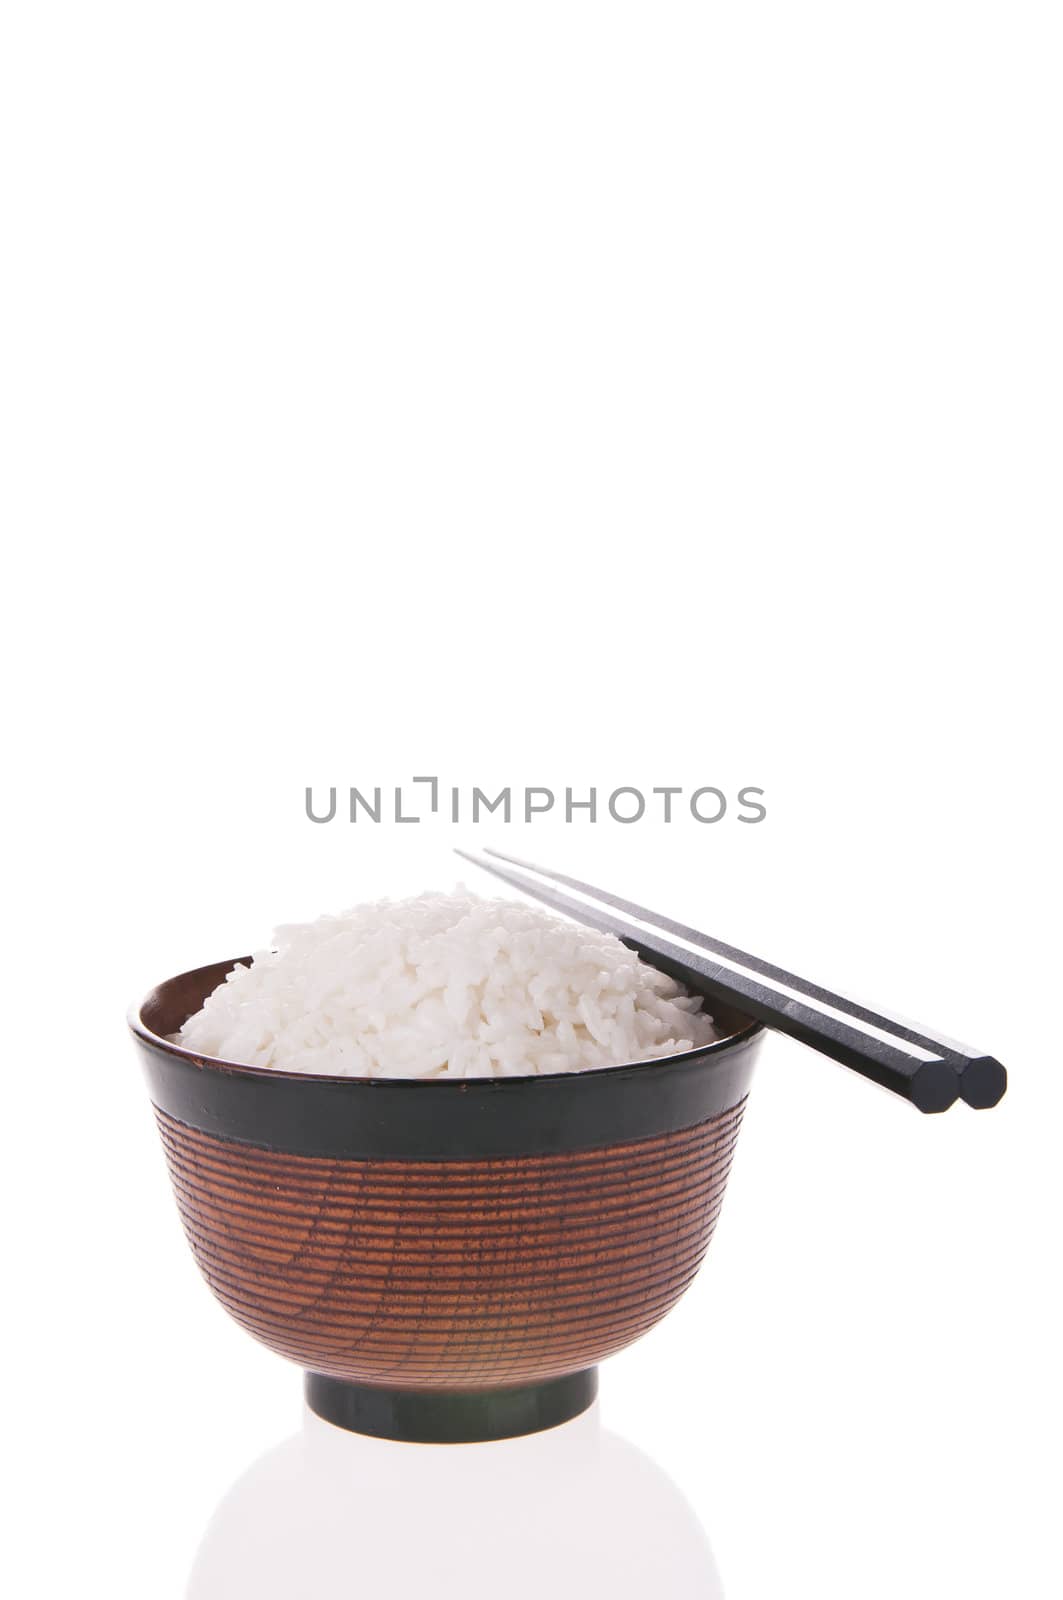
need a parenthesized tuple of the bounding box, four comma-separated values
(2, 2, 1060, 1596)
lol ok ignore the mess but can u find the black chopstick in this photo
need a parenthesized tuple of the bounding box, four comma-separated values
(456, 848, 1007, 1115)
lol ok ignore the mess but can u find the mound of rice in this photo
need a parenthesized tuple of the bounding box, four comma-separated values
(176, 890, 717, 1078)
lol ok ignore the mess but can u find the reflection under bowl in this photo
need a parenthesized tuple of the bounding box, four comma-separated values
(130, 956, 761, 1442)
(189, 1404, 725, 1600)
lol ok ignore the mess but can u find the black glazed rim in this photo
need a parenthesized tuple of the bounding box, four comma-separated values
(130, 956, 763, 1160)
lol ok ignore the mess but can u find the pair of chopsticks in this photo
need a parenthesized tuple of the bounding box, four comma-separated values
(456, 848, 1007, 1114)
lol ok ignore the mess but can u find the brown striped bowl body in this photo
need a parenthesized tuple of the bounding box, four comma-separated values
(131, 957, 762, 1441)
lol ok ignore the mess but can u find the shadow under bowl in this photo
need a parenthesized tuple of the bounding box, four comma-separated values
(130, 957, 763, 1443)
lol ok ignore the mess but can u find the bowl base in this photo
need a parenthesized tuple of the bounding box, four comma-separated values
(304, 1368, 598, 1444)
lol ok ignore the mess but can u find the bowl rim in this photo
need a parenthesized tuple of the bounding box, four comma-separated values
(129, 952, 765, 1089)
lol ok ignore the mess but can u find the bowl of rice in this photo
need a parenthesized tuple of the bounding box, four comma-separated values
(130, 891, 763, 1442)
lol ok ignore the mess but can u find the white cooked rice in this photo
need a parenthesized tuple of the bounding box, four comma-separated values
(176, 890, 717, 1079)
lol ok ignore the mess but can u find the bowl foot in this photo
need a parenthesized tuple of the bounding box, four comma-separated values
(304, 1368, 598, 1444)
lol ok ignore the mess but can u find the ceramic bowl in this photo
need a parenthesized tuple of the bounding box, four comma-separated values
(130, 957, 762, 1442)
